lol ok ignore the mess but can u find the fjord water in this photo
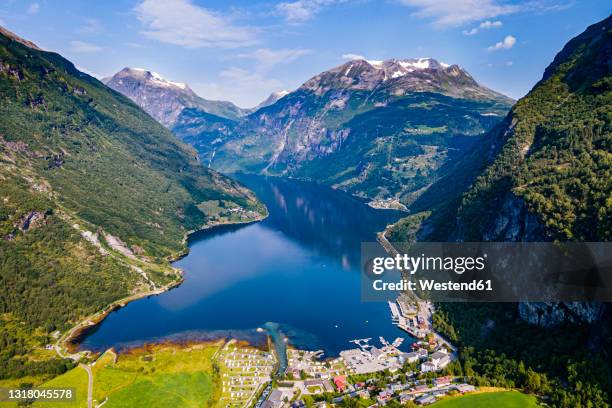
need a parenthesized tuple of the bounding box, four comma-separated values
(79, 175, 406, 356)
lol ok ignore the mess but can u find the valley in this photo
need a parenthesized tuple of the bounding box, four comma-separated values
(0, 7, 610, 408)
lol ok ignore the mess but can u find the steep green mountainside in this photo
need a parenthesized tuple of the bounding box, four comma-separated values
(387, 15, 612, 407)
(405, 15, 611, 243)
(291, 92, 505, 203)
(171, 108, 237, 168)
(196, 58, 513, 206)
(0, 27, 263, 380)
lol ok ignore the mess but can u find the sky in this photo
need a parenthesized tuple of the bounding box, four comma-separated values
(0, 0, 609, 107)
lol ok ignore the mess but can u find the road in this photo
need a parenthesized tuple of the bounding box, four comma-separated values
(80, 364, 93, 408)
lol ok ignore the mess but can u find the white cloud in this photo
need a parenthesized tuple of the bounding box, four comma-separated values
(275, 0, 346, 23)
(487, 35, 516, 51)
(397, 0, 521, 27)
(134, 0, 256, 48)
(195, 69, 283, 108)
(193, 48, 308, 107)
(342, 53, 366, 61)
(203, 48, 308, 106)
(238, 48, 310, 71)
(69, 40, 103, 53)
(27, 3, 39, 14)
(463, 19, 502, 35)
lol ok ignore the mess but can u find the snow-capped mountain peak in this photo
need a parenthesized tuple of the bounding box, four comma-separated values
(104, 67, 245, 126)
(115, 67, 190, 91)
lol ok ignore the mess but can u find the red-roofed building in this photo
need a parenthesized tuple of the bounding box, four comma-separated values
(333, 376, 347, 392)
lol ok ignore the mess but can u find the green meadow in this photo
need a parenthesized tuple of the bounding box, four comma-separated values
(432, 390, 539, 407)
(1, 343, 223, 408)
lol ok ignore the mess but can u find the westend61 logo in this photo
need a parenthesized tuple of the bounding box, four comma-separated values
(361, 242, 612, 303)
(371, 253, 487, 276)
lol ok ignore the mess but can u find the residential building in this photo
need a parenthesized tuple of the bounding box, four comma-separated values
(433, 376, 452, 387)
(415, 394, 436, 405)
(333, 376, 347, 392)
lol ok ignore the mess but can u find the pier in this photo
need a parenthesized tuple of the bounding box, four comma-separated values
(387, 298, 428, 339)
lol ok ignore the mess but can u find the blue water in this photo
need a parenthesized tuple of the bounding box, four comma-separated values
(79, 175, 408, 356)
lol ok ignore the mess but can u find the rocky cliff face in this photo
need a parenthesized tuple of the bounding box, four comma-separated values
(519, 302, 604, 327)
(104, 68, 244, 126)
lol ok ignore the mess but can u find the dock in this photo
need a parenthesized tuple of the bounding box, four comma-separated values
(388, 299, 428, 339)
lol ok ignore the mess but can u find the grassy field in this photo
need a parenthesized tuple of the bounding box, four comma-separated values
(432, 390, 539, 407)
(0, 342, 224, 408)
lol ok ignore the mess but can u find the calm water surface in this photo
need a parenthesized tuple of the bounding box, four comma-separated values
(79, 175, 407, 356)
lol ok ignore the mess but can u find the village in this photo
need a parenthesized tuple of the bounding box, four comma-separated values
(215, 297, 476, 408)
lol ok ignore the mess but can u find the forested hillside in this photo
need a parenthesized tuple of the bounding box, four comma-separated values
(408, 15, 611, 243)
(388, 15, 612, 407)
(0, 27, 264, 380)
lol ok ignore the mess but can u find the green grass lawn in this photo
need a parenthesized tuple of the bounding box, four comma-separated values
(432, 391, 539, 407)
(20, 343, 222, 408)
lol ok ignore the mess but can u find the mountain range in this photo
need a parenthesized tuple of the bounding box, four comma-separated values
(103, 67, 246, 126)
(107, 58, 514, 207)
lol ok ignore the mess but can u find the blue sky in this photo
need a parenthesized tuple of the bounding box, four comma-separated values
(0, 0, 609, 107)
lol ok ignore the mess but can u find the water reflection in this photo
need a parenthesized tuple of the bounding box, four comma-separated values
(79, 175, 405, 355)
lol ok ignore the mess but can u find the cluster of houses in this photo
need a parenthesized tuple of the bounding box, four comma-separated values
(340, 339, 452, 377)
(256, 297, 464, 408)
(286, 375, 476, 407)
(254, 336, 460, 408)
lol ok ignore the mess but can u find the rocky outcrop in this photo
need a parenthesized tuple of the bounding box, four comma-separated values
(519, 302, 604, 327)
(3, 210, 47, 240)
(103, 233, 136, 259)
(17, 210, 46, 232)
(481, 193, 547, 242)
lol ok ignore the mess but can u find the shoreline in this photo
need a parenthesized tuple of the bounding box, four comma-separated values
(377, 219, 401, 257)
(376, 219, 458, 353)
(55, 210, 269, 360)
(56, 197, 406, 362)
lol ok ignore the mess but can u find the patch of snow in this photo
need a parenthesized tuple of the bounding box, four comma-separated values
(127, 68, 188, 90)
(391, 70, 405, 78)
(441, 62, 450, 68)
(366, 60, 384, 68)
(150, 71, 164, 81)
(167, 80, 188, 89)
(399, 58, 431, 70)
